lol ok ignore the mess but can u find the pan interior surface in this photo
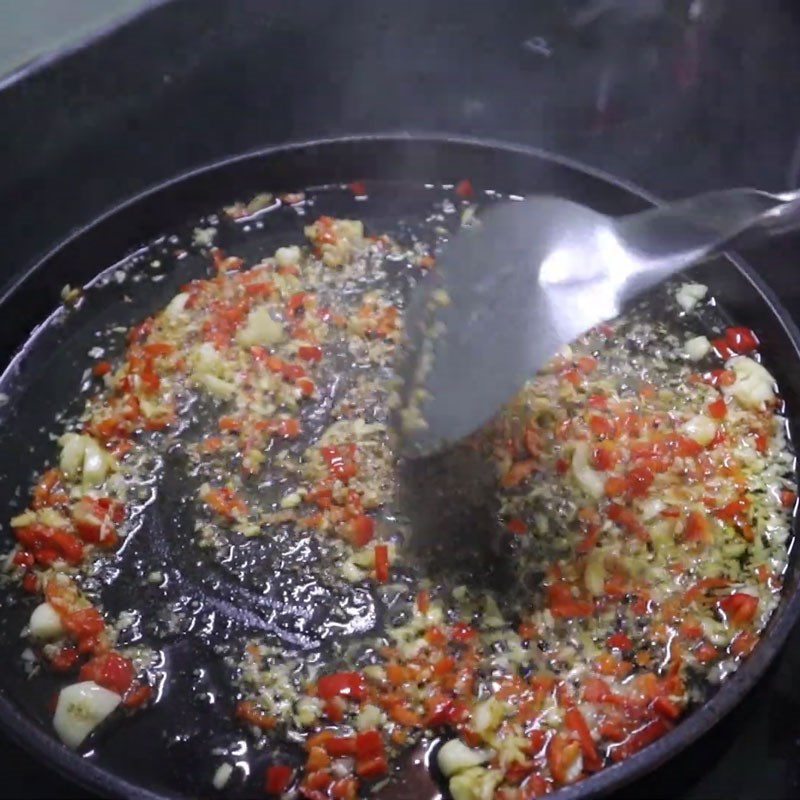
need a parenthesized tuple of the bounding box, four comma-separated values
(0, 138, 797, 800)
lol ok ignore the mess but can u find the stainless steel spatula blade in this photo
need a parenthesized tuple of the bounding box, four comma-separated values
(398, 189, 800, 456)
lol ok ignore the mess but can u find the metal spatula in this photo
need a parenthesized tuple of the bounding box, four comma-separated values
(398, 188, 800, 456)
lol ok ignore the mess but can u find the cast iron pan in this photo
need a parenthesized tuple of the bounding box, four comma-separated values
(0, 136, 798, 800)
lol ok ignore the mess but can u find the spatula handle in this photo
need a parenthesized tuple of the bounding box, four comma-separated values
(613, 188, 800, 302)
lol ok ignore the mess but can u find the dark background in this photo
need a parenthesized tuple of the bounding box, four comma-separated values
(1, 1, 800, 797)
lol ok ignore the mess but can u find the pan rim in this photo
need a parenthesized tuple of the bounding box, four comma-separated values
(0, 132, 798, 800)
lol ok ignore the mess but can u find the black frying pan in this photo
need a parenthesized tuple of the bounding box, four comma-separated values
(0, 136, 798, 800)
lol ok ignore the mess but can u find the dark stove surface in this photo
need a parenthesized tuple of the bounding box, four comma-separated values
(1, 1, 800, 798)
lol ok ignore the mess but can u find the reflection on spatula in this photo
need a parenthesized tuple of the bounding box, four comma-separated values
(397, 188, 800, 457)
